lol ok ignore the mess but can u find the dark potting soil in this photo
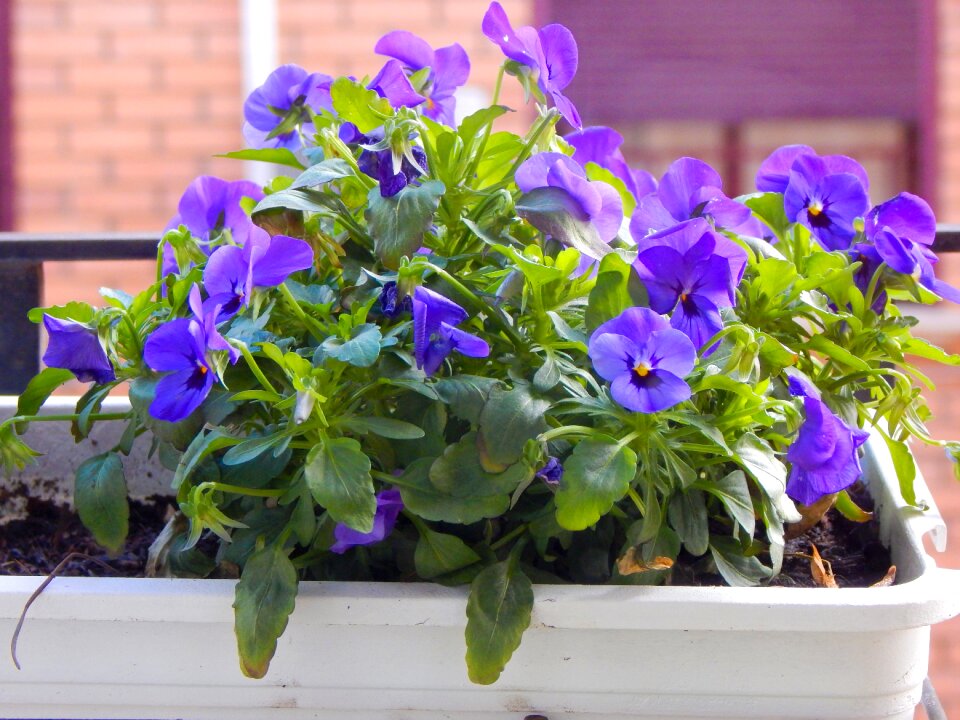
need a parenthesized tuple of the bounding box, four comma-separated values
(0, 495, 172, 577)
(0, 488, 892, 588)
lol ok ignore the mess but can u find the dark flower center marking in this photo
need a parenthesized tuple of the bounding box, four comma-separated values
(807, 200, 831, 229)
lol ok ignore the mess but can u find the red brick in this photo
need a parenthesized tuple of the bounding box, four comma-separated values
(15, 63, 66, 92)
(110, 29, 200, 59)
(159, 60, 241, 90)
(65, 62, 156, 90)
(14, 1, 67, 30)
(158, 0, 238, 27)
(15, 30, 106, 59)
(16, 93, 108, 126)
(65, 2, 159, 28)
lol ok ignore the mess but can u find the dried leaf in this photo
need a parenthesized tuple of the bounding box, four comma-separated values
(616, 547, 674, 576)
(809, 544, 839, 588)
(784, 494, 836, 540)
(871, 565, 897, 588)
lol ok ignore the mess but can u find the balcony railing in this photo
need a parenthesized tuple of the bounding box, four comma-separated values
(2, 227, 960, 395)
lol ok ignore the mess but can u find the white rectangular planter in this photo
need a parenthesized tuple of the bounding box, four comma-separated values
(2, 397, 960, 720)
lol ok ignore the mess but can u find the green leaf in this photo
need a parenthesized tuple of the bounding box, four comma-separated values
(516, 186, 613, 261)
(555, 437, 637, 531)
(304, 436, 376, 532)
(805, 334, 871, 371)
(222, 433, 288, 466)
(395, 458, 509, 525)
(217, 148, 305, 170)
(836, 489, 873, 523)
(734, 432, 788, 501)
(254, 187, 346, 215)
(902, 337, 960, 366)
(342, 416, 425, 440)
(435, 375, 499, 424)
(366, 181, 445, 269)
(709, 537, 770, 586)
(477, 385, 551, 470)
(754, 258, 797, 300)
(415, 526, 482, 579)
(667, 488, 708, 555)
(289, 158, 355, 189)
(16, 368, 74, 421)
(464, 555, 534, 685)
(884, 435, 918, 506)
(233, 544, 298, 679)
(173, 427, 238, 489)
(585, 252, 647, 333)
(489, 244, 564, 289)
(28, 301, 95, 324)
(742, 192, 790, 240)
(330, 77, 394, 133)
(458, 105, 510, 144)
(429, 432, 530, 497)
(75, 452, 129, 553)
(533, 354, 561, 392)
(698, 469, 756, 537)
(584, 162, 636, 216)
(321, 323, 382, 367)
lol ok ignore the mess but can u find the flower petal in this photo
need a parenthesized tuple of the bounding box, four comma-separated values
(433, 43, 471, 93)
(251, 234, 315, 287)
(610, 368, 690, 413)
(149, 367, 214, 423)
(658, 158, 723, 221)
(588, 332, 640, 382)
(143, 318, 203, 372)
(592, 306, 669, 345)
(374, 30, 435, 71)
(444, 324, 490, 360)
(645, 327, 697, 377)
(756, 144, 815, 194)
(538, 23, 578, 92)
(482, 1, 538, 67)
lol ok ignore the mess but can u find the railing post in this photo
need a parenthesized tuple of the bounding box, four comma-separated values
(0, 260, 43, 394)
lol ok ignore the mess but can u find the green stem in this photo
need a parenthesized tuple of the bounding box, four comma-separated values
(490, 523, 528, 552)
(627, 487, 645, 514)
(1, 412, 130, 433)
(278, 282, 327, 338)
(538, 425, 597, 443)
(202, 482, 286, 498)
(236, 343, 278, 395)
(491, 65, 506, 106)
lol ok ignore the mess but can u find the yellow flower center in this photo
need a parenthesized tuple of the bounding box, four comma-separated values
(808, 200, 824, 217)
(633, 362, 650, 378)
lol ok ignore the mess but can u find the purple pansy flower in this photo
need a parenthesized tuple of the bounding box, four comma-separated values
(588, 307, 697, 413)
(243, 64, 333, 150)
(860, 193, 960, 303)
(535, 456, 563, 486)
(143, 287, 238, 422)
(564, 126, 656, 200)
(516, 152, 623, 243)
(203, 226, 314, 319)
(379, 281, 413, 318)
(359, 144, 429, 198)
(630, 157, 764, 239)
(41, 315, 115, 384)
(412, 286, 490, 376)
(330, 488, 404, 554)
(756, 144, 870, 196)
(633, 219, 747, 350)
(782, 153, 869, 252)
(482, 1, 581, 128)
(375, 31, 470, 126)
(163, 176, 265, 277)
(785, 376, 869, 506)
(368, 59, 428, 110)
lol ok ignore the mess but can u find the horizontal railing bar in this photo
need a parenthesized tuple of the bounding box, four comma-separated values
(0, 232, 158, 261)
(0, 226, 959, 259)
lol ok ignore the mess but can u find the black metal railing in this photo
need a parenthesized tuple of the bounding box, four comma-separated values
(2, 227, 960, 395)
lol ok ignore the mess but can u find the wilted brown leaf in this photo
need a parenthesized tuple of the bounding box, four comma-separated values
(870, 565, 897, 588)
(785, 494, 836, 540)
(809, 544, 839, 588)
(616, 547, 674, 576)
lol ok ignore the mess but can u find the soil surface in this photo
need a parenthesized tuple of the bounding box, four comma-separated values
(0, 488, 892, 587)
(0, 496, 172, 577)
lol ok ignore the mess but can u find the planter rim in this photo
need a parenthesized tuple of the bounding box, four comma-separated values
(3, 395, 960, 634)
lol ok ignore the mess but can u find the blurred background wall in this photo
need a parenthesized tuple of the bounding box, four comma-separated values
(3, 0, 960, 714)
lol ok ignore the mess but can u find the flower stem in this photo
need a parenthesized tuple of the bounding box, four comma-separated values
(490, 523, 528, 552)
(278, 282, 327, 338)
(236, 342, 277, 394)
(0, 412, 130, 434)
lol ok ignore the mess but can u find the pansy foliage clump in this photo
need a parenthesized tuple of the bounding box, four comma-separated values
(6, 2, 960, 684)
